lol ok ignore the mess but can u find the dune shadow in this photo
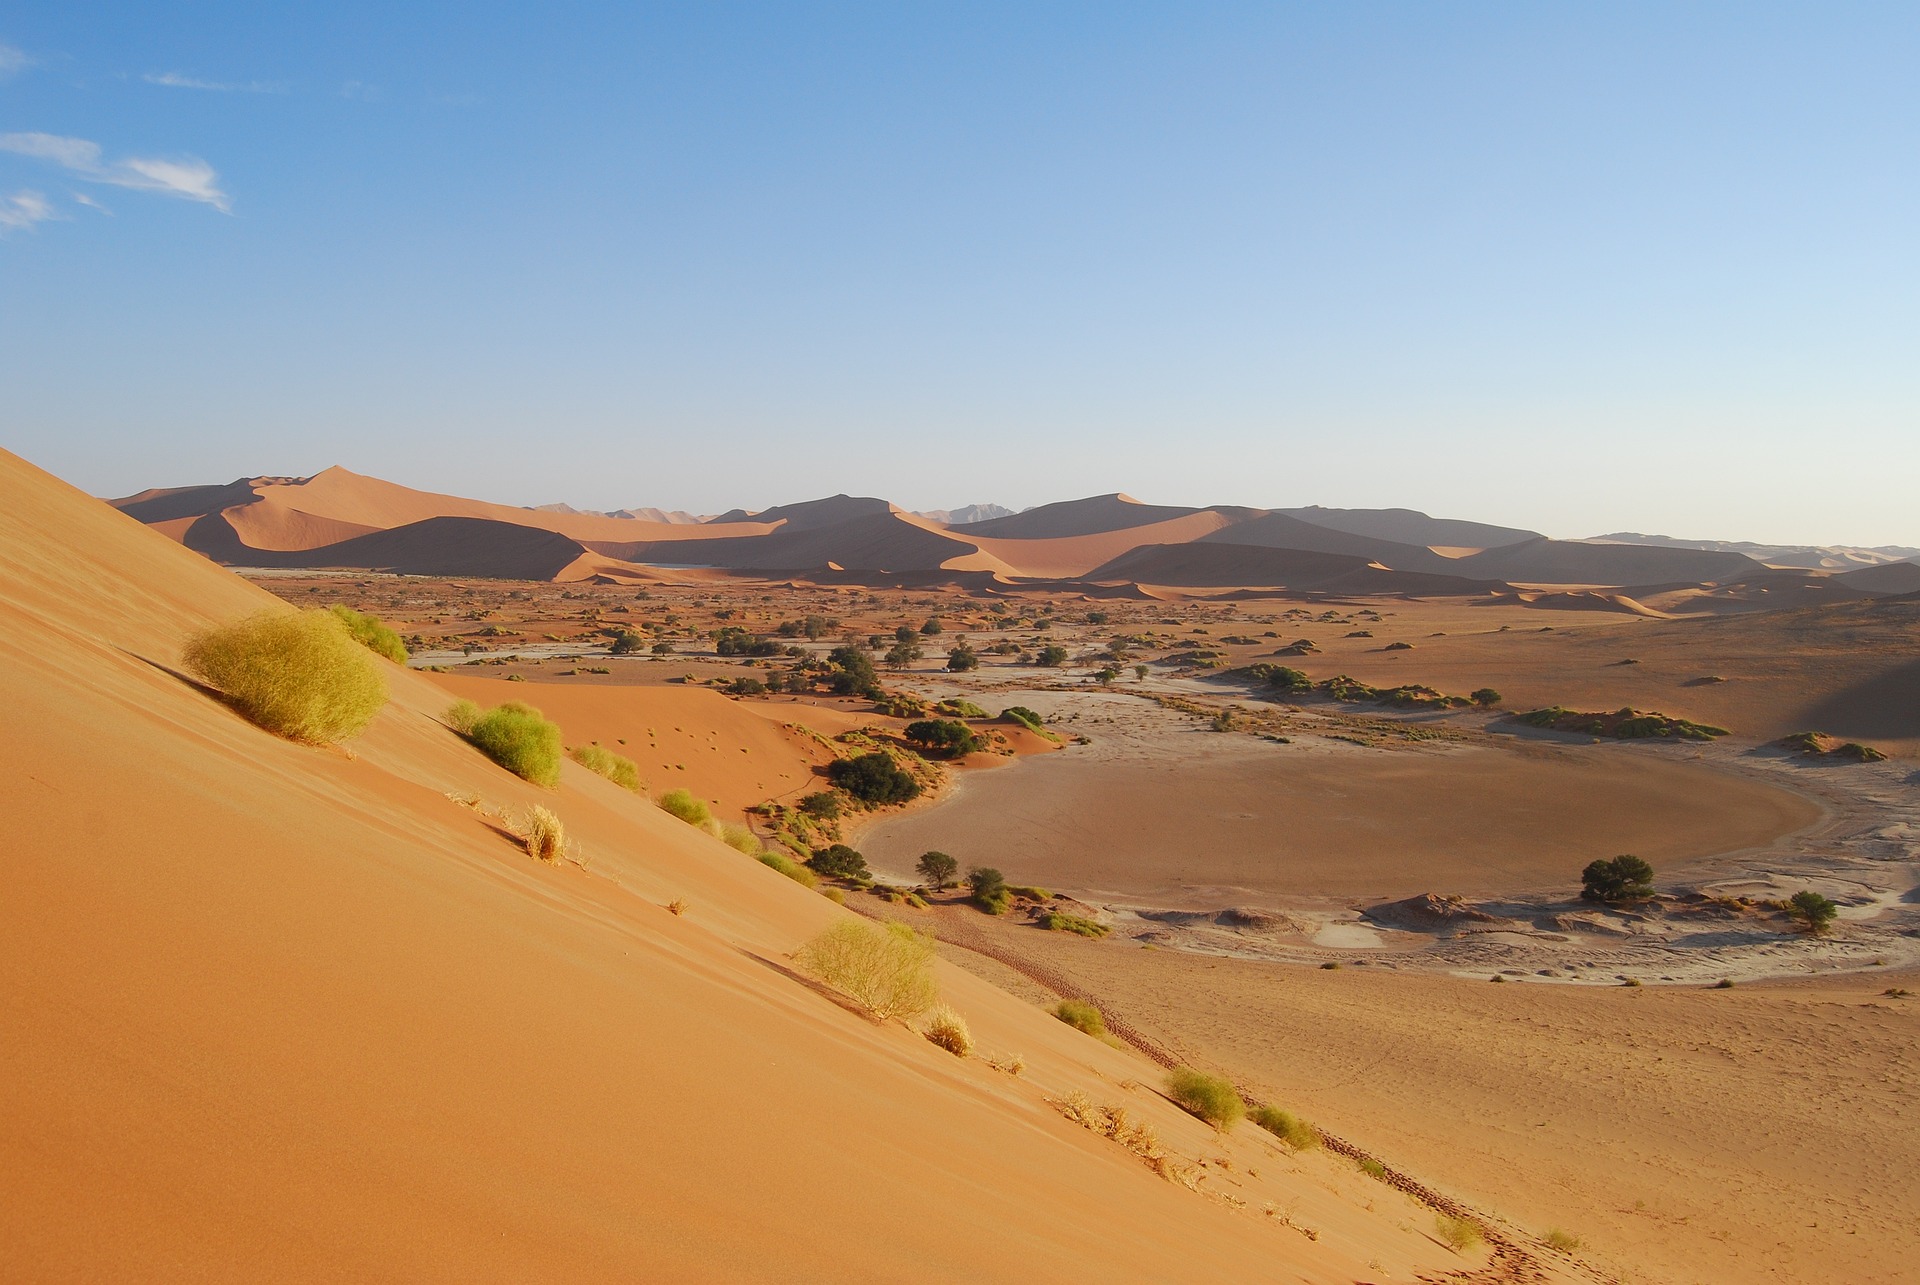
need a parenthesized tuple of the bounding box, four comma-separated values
(737, 948, 878, 1022)
(127, 649, 226, 702)
(1791, 659, 1920, 741)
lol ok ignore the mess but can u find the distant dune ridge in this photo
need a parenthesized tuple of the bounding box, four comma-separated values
(110, 467, 1916, 609)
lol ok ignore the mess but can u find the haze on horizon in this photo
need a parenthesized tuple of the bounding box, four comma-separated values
(2, 3, 1917, 546)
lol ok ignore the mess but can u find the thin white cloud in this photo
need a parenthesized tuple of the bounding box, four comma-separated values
(0, 43, 29, 80)
(144, 71, 287, 94)
(0, 189, 57, 235)
(72, 190, 111, 214)
(0, 131, 229, 213)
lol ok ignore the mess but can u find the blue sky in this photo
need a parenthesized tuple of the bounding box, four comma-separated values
(2, 3, 1916, 543)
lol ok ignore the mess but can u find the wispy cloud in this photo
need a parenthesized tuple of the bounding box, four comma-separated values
(72, 190, 112, 215)
(144, 71, 287, 94)
(0, 189, 57, 235)
(0, 132, 230, 213)
(0, 43, 30, 80)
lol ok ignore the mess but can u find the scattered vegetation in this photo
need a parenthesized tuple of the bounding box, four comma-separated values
(922, 1004, 973, 1057)
(183, 609, 388, 744)
(1435, 1214, 1483, 1254)
(569, 742, 641, 791)
(719, 823, 761, 856)
(796, 919, 939, 1021)
(904, 718, 984, 757)
(1543, 1228, 1583, 1254)
(466, 701, 565, 786)
(1581, 854, 1655, 904)
(757, 850, 819, 888)
(1249, 1105, 1320, 1151)
(967, 866, 1011, 914)
(327, 604, 408, 663)
(1041, 911, 1111, 937)
(1052, 999, 1107, 1038)
(1518, 706, 1728, 740)
(1782, 731, 1888, 762)
(515, 804, 568, 863)
(1165, 1068, 1244, 1130)
(809, 843, 871, 880)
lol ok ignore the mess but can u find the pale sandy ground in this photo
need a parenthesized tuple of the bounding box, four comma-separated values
(919, 919, 1920, 1285)
(5, 447, 1534, 1282)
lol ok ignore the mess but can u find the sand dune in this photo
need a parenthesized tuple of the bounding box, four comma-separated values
(954, 492, 1212, 539)
(5, 449, 1511, 1278)
(1459, 535, 1760, 583)
(1088, 541, 1508, 596)
(1279, 504, 1541, 550)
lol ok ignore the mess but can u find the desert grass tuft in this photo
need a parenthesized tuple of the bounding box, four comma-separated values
(569, 742, 642, 791)
(444, 698, 482, 734)
(796, 919, 938, 1021)
(1249, 1104, 1321, 1151)
(757, 850, 819, 888)
(1542, 1228, 1582, 1253)
(1435, 1214, 1483, 1254)
(922, 1003, 973, 1057)
(666, 898, 689, 917)
(1052, 999, 1107, 1038)
(720, 822, 761, 856)
(516, 805, 567, 863)
(327, 604, 408, 663)
(184, 609, 387, 744)
(1165, 1068, 1244, 1131)
(466, 702, 564, 786)
(658, 788, 715, 830)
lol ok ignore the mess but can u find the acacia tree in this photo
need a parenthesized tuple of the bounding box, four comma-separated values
(946, 641, 979, 672)
(1580, 855, 1655, 904)
(916, 850, 959, 890)
(1787, 889, 1838, 933)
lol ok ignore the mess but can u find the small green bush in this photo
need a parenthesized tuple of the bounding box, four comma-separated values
(467, 702, 564, 786)
(1006, 884, 1051, 901)
(445, 698, 481, 734)
(904, 718, 983, 757)
(1249, 1105, 1320, 1151)
(328, 604, 408, 663)
(1165, 1068, 1244, 1130)
(183, 609, 388, 744)
(1053, 999, 1106, 1037)
(1357, 1157, 1387, 1180)
(967, 866, 1009, 913)
(720, 823, 761, 856)
(810, 843, 870, 880)
(798, 791, 843, 819)
(1436, 1214, 1483, 1254)
(1002, 705, 1046, 730)
(658, 788, 715, 829)
(757, 850, 819, 888)
(1581, 854, 1655, 903)
(796, 919, 938, 1020)
(1542, 1228, 1582, 1254)
(570, 742, 641, 791)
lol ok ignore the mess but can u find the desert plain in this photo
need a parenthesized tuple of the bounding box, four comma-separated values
(5, 456, 1917, 1283)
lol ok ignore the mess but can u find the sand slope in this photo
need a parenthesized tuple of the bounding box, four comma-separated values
(6, 448, 1491, 1281)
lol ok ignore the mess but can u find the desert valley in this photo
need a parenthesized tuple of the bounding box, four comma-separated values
(3, 451, 1913, 1282)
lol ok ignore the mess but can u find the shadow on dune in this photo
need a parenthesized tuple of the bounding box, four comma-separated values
(1791, 659, 1920, 741)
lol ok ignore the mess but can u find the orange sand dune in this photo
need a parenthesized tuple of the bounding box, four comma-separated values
(5, 447, 1487, 1281)
(968, 509, 1236, 579)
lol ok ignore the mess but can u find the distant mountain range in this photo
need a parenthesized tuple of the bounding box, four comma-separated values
(1587, 532, 1920, 572)
(107, 469, 1918, 613)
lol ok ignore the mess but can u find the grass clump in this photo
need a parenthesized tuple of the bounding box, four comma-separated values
(1357, 1157, 1387, 1180)
(467, 701, 564, 786)
(719, 823, 761, 856)
(658, 787, 715, 830)
(922, 1004, 973, 1057)
(796, 919, 938, 1021)
(756, 850, 820, 888)
(1435, 1214, 1483, 1254)
(184, 609, 388, 744)
(327, 604, 408, 663)
(1165, 1067, 1244, 1131)
(444, 698, 481, 733)
(516, 804, 568, 863)
(1041, 911, 1111, 937)
(1249, 1105, 1320, 1151)
(1543, 1228, 1583, 1253)
(569, 742, 641, 791)
(1053, 999, 1107, 1037)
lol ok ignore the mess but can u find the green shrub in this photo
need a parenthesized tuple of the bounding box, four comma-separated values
(183, 609, 387, 744)
(720, 823, 761, 856)
(1435, 1214, 1483, 1254)
(1542, 1229, 1582, 1254)
(796, 919, 938, 1020)
(809, 843, 870, 880)
(904, 718, 983, 757)
(967, 866, 1009, 913)
(658, 788, 715, 829)
(1006, 884, 1051, 901)
(1249, 1105, 1320, 1150)
(466, 702, 564, 786)
(757, 850, 819, 888)
(1042, 911, 1110, 937)
(1357, 1157, 1387, 1180)
(1581, 855, 1655, 903)
(445, 698, 481, 734)
(937, 698, 989, 718)
(1788, 889, 1839, 932)
(1002, 705, 1046, 730)
(798, 791, 843, 819)
(569, 742, 641, 791)
(1053, 999, 1106, 1038)
(1470, 688, 1501, 707)
(1165, 1068, 1244, 1130)
(328, 604, 408, 663)
(828, 752, 920, 805)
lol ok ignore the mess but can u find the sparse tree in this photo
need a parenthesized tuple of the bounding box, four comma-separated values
(1471, 688, 1502, 707)
(1787, 889, 1839, 933)
(916, 850, 959, 890)
(1580, 855, 1655, 904)
(946, 641, 979, 672)
(1035, 644, 1069, 667)
(809, 843, 870, 880)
